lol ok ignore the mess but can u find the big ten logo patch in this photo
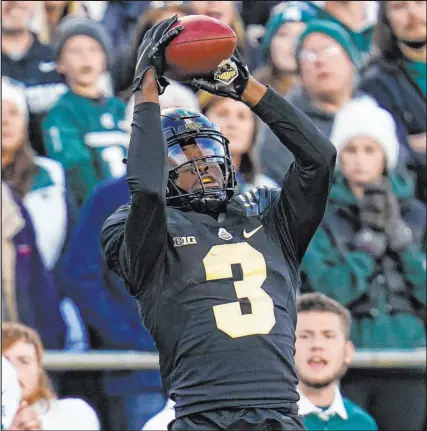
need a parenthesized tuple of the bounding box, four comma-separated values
(173, 236, 197, 248)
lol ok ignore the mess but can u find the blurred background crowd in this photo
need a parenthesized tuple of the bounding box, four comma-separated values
(1, 1, 426, 430)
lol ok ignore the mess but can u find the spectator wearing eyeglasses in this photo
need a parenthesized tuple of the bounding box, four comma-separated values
(257, 20, 364, 186)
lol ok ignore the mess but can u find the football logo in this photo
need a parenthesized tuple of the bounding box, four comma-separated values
(218, 228, 233, 241)
(214, 61, 238, 85)
(184, 119, 202, 131)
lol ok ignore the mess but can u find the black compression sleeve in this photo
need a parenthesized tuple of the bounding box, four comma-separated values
(252, 88, 337, 262)
(122, 102, 168, 293)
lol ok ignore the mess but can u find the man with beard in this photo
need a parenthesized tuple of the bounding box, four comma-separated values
(295, 293, 377, 431)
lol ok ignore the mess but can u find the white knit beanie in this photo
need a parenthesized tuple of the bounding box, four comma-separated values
(330, 96, 399, 170)
(2, 77, 28, 124)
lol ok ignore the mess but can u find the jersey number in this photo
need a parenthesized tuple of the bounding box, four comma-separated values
(203, 242, 276, 338)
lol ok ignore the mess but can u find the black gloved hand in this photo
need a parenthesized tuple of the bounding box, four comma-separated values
(384, 187, 413, 252)
(355, 177, 413, 256)
(133, 15, 183, 94)
(354, 178, 390, 257)
(187, 50, 250, 101)
(359, 179, 389, 232)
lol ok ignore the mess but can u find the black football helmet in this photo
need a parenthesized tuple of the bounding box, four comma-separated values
(161, 107, 236, 213)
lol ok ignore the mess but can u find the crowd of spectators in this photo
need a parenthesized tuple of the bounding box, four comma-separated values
(2, 1, 426, 430)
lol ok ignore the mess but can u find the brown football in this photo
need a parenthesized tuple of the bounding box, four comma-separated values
(165, 15, 237, 81)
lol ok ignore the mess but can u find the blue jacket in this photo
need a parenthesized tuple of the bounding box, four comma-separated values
(11, 192, 66, 349)
(60, 176, 162, 395)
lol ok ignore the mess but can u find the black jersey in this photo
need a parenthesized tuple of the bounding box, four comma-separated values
(101, 88, 336, 418)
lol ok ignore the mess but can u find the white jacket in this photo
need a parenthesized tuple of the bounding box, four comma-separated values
(34, 398, 100, 430)
(1, 356, 21, 429)
(23, 157, 69, 270)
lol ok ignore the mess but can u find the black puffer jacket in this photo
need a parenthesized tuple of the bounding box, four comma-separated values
(359, 56, 426, 203)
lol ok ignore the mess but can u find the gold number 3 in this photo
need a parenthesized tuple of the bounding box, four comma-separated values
(203, 242, 276, 338)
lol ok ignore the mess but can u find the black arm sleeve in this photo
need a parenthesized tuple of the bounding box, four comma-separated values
(252, 88, 337, 263)
(101, 102, 168, 295)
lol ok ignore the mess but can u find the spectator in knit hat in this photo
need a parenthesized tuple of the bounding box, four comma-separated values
(2, 0, 67, 156)
(301, 96, 426, 431)
(359, 0, 426, 205)
(257, 20, 364, 186)
(42, 17, 129, 208)
(292, 19, 361, 135)
(253, 2, 314, 95)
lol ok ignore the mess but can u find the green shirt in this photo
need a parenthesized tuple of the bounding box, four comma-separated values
(42, 90, 129, 207)
(404, 59, 426, 96)
(299, 389, 378, 431)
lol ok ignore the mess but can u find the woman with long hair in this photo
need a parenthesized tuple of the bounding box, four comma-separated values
(2, 322, 100, 430)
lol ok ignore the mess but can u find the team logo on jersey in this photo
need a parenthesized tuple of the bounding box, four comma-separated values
(214, 61, 238, 85)
(101, 113, 115, 129)
(218, 228, 233, 241)
(173, 236, 197, 247)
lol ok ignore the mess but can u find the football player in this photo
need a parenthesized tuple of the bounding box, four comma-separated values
(101, 15, 336, 430)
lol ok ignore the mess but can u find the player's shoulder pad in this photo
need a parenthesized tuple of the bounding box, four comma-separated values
(102, 203, 131, 231)
(235, 186, 281, 217)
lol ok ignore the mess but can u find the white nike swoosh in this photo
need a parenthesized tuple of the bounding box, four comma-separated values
(243, 225, 263, 239)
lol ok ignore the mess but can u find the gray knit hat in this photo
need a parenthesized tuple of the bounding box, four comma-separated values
(55, 17, 112, 68)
